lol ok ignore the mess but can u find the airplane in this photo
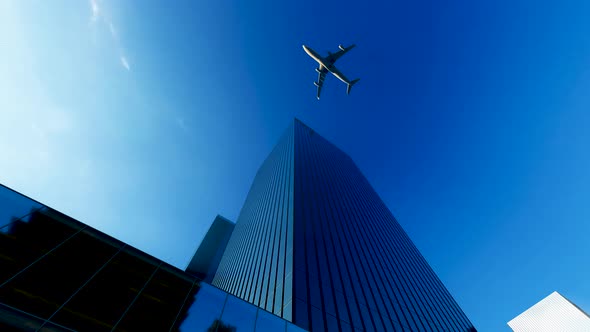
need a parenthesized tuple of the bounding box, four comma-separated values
(302, 44, 360, 100)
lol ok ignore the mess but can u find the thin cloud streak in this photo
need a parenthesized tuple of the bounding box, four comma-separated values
(89, 0, 99, 22)
(120, 56, 130, 71)
(88, 0, 131, 72)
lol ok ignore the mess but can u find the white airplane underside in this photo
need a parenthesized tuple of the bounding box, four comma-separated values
(303, 44, 360, 100)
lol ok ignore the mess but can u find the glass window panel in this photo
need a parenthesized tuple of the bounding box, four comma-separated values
(255, 309, 286, 332)
(310, 306, 324, 332)
(0, 208, 82, 284)
(38, 322, 77, 332)
(339, 320, 353, 332)
(334, 291, 350, 324)
(293, 269, 306, 303)
(0, 302, 45, 332)
(218, 295, 257, 332)
(51, 247, 156, 332)
(114, 267, 194, 331)
(326, 313, 339, 332)
(293, 298, 308, 330)
(0, 185, 42, 229)
(358, 303, 375, 332)
(173, 283, 227, 331)
(0, 228, 117, 320)
(282, 299, 292, 322)
(286, 322, 308, 332)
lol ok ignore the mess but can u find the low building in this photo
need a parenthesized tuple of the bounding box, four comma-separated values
(508, 291, 590, 331)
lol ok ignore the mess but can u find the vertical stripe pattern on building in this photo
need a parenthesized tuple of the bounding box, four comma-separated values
(213, 119, 476, 331)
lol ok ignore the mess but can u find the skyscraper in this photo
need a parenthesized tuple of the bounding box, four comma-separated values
(213, 119, 476, 331)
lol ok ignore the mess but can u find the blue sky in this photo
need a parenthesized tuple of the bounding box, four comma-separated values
(1, 1, 590, 331)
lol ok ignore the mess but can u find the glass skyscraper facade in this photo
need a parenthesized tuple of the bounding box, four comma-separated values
(0, 185, 306, 332)
(213, 119, 476, 331)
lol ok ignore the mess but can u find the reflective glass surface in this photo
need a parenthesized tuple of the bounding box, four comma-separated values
(0, 208, 83, 285)
(0, 184, 304, 332)
(115, 266, 194, 331)
(51, 247, 156, 331)
(0, 228, 117, 319)
(210, 120, 475, 331)
(0, 185, 42, 230)
(219, 295, 257, 331)
(174, 283, 227, 331)
(255, 309, 286, 332)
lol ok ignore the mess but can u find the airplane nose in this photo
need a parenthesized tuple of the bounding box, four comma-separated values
(302, 45, 309, 51)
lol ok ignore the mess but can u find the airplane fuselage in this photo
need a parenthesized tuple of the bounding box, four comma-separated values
(302, 43, 359, 99)
(302, 45, 351, 84)
(302, 45, 329, 66)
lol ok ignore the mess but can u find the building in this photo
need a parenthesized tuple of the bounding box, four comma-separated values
(508, 291, 590, 331)
(186, 215, 235, 282)
(213, 119, 476, 331)
(0, 185, 306, 331)
(0, 118, 475, 331)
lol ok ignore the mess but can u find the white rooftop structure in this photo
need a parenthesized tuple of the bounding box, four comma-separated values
(508, 291, 590, 332)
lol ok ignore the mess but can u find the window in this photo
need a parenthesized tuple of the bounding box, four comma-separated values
(255, 309, 286, 332)
(173, 283, 227, 331)
(114, 266, 194, 331)
(0, 228, 116, 320)
(50, 247, 157, 331)
(218, 295, 257, 331)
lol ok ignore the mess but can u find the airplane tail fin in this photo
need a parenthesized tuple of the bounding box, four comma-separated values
(346, 79, 360, 95)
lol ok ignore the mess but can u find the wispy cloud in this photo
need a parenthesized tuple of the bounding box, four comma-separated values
(90, 0, 99, 22)
(88, 0, 131, 71)
(108, 22, 117, 38)
(120, 56, 130, 71)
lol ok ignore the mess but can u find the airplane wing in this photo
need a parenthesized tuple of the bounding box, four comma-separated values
(325, 44, 356, 64)
(314, 65, 328, 99)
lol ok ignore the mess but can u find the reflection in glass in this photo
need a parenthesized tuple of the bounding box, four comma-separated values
(115, 266, 194, 331)
(0, 302, 45, 332)
(0, 185, 42, 230)
(218, 295, 257, 332)
(207, 318, 236, 332)
(51, 247, 156, 331)
(0, 217, 104, 320)
(255, 309, 286, 332)
(174, 283, 227, 331)
(0, 209, 82, 284)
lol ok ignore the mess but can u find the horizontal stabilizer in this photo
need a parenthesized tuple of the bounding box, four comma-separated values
(346, 79, 360, 95)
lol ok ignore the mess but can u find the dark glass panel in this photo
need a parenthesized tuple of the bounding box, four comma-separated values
(286, 322, 307, 332)
(0, 302, 45, 332)
(0, 227, 116, 319)
(334, 291, 350, 325)
(310, 305, 324, 332)
(293, 268, 307, 303)
(114, 266, 194, 332)
(292, 298, 308, 331)
(254, 309, 286, 332)
(325, 313, 339, 332)
(51, 247, 156, 331)
(0, 185, 42, 230)
(172, 283, 226, 332)
(218, 295, 257, 331)
(0, 209, 82, 284)
(38, 322, 77, 332)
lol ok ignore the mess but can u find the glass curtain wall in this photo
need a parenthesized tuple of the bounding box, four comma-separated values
(0, 184, 306, 332)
